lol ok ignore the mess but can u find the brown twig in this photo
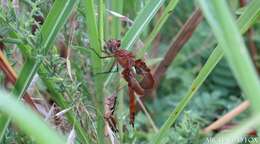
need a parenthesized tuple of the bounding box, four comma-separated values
(136, 96, 158, 132)
(203, 100, 250, 133)
(239, 0, 258, 72)
(0, 50, 38, 110)
(246, 29, 257, 59)
(153, 8, 203, 88)
(210, 123, 257, 137)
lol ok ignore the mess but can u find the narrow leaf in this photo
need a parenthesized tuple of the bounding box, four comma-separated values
(121, 0, 165, 50)
(82, 0, 104, 143)
(139, 0, 180, 56)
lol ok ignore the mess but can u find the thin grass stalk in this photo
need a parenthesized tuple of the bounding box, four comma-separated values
(98, 0, 105, 143)
(139, 0, 180, 57)
(152, 0, 260, 143)
(82, 0, 104, 143)
(111, 0, 123, 39)
(136, 96, 158, 132)
(99, 0, 105, 46)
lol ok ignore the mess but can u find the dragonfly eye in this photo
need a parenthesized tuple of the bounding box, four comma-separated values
(108, 47, 115, 53)
(116, 40, 121, 47)
(134, 67, 143, 75)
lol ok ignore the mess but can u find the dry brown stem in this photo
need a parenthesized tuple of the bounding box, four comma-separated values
(0, 50, 37, 110)
(153, 8, 203, 88)
(203, 100, 250, 133)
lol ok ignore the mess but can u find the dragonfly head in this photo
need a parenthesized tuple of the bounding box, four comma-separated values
(105, 39, 121, 54)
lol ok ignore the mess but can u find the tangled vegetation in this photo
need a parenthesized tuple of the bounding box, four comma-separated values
(0, 0, 260, 144)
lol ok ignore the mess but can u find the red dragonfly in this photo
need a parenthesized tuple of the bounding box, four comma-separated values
(101, 39, 155, 126)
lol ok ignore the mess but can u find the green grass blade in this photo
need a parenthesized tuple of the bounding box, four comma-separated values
(0, 90, 66, 144)
(98, 0, 105, 47)
(98, 0, 105, 143)
(82, 0, 104, 143)
(121, 0, 165, 50)
(153, 47, 224, 144)
(0, 61, 40, 141)
(39, 1, 78, 54)
(109, 0, 125, 141)
(139, 0, 180, 57)
(152, 0, 260, 143)
(0, 0, 78, 141)
(198, 0, 260, 112)
(111, 0, 123, 39)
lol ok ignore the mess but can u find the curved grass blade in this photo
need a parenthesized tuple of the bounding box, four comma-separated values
(0, 0, 78, 141)
(0, 90, 66, 144)
(138, 0, 180, 57)
(152, 0, 260, 143)
(121, 0, 165, 51)
(198, 0, 260, 111)
(39, 1, 78, 54)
